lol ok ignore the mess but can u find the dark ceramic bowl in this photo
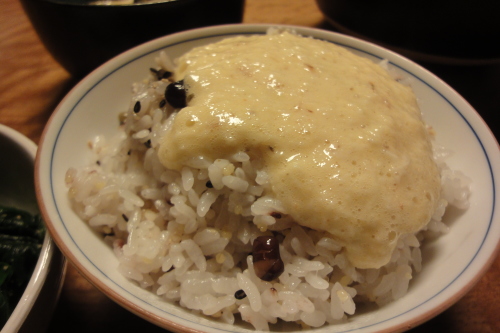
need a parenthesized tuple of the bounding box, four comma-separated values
(20, 0, 245, 77)
(315, 0, 500, 65)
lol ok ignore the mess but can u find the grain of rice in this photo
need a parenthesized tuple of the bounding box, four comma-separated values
(279, 271, 301, 290)
(239, 304, 269, 331)
(300, 310, 327, 327)
(330, 283, 350, 319)
(237, 272, 262, 312)
(304, 273, 329, 290)
(180, 239, 206, 271)
(373, 272, 396, 297)
(231, 151, 250, 162)
(181, 167, 194, 191)
(118, 262, 143, 281)
(280, 290, 315, 314)
(89, 214, 117, 227)
(200, 238, 229, 256)
(297, 283, 330, 301)
(222, 175, 249, 192)
(212, 277, 239, 295)
(221, 308, 235, 324)
(132, 129, 150, 140)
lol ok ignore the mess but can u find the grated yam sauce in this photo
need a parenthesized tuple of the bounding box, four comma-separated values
(158, 31, 441, 269)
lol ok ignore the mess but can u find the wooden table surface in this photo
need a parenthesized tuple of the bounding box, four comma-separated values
(1, 0, 499, 332)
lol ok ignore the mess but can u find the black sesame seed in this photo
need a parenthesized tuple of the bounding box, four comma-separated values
(96, 160, 101, 166)
(206, 180, 213, 188)
(133, 101, 141, 113)
(159, 99, 167, 108)
(162, 71, 172, 79)
(122, 214, 129, 222)
(150, 68, 172, 81)
(234, 289, 247, 300)
(165, 80, 187, 109)
(270, 212, 282, 219)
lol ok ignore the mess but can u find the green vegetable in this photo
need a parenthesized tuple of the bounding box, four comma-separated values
(0, 206, 45, 242)
(0, 205, 45, 328)
(0, 287, 11, 327)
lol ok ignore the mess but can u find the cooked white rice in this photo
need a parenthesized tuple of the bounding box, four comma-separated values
(65, 51, 471, 330)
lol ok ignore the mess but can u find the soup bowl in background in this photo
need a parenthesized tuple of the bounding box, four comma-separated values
(20, 0, 245, 77)
(315, 0, 500, 65)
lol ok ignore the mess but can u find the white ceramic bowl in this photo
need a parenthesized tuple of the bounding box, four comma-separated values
(35, 24, 500, 332)
(0, 124, 66, 333)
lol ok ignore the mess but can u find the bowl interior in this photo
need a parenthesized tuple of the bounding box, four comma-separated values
(0, 126, 38, 214)
(0, 125, 65, 332)
(36, 24, 500, 333)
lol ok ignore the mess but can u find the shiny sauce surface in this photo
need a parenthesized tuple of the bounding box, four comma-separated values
(158, 32, 441, 269)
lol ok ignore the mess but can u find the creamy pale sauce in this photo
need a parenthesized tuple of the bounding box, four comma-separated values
(158, 32, 441, 269)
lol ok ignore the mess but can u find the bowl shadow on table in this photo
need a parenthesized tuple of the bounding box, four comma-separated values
(44, 264, 168, 333)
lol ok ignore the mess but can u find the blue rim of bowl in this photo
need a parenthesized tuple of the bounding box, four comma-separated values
(46, 26, 497, 332)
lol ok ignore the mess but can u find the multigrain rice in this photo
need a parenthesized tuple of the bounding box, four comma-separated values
(65, 48, 471, 330)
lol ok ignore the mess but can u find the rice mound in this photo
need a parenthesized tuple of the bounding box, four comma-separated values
(65, 46, 471, 329)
